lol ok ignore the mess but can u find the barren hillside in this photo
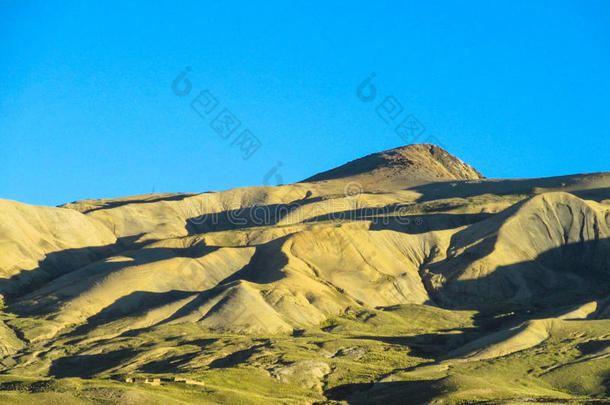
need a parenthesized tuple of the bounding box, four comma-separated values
(0, 144, 609, 404)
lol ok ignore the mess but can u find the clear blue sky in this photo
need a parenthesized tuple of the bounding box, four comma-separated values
(1, 0, 609, 206)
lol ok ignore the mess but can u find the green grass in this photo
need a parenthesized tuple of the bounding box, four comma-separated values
(1, 304, 608, 404)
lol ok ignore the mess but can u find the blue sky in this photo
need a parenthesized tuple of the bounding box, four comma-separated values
(1, 0, 609, 206)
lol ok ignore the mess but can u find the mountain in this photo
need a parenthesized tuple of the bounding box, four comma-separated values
(303, 143, 484, 190)
(0, 144, 609, 404)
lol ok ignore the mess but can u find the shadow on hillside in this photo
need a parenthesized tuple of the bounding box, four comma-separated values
(6, 243, 221, 316)
(186, 200, 493, 235)
(185, 197, 325, 234)
(79, 193, 198, 213)
(63, 239, 289, 337)
(0, 234, 148, 300)
(49, 348, 140, 378)
(148, 239, 291, 329)
(348, 330, 479, 360)
(54, 236, 290, 339)
(218, 236, 290, 284)
(302, 152, 391, 183)
(571, 187, 610, 202)
(369, 212, 491, 234)
(207, 341, 269, 369)
(576, 339, 610, 355)
(138, 352, 201, 374)
(408, 174, 610, 203)
(138, 338, 218, 373)
(427, 237, 610, 312)
(64, 290, 198, 338)
(4, 233, 293, 343)
(325, 378, 445, 405)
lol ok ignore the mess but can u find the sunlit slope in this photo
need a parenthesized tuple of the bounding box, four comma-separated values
(422, 192, 610, 309)
(11, 223, 436, 339)
(303, 143, 484, 190)
(13, 192, 610, 342)
(0, 199, 116, 295)
(0, 144, 609, 404)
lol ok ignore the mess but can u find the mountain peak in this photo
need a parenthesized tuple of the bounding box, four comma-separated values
(303, 143, 484, 188)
